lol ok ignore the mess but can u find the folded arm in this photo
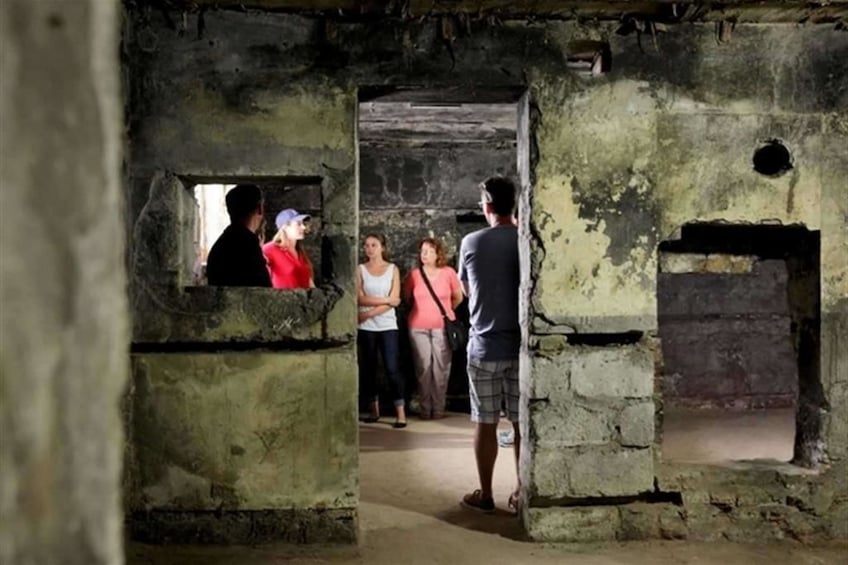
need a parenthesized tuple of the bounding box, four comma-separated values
(357, 266, 401, 307)
(358, 304, 391, 324)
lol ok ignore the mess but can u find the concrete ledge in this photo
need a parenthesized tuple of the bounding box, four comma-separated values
(525, 503, 686, 542)
(530, 314, 657, 334)
(653, 461, 847, 541)
(526, 497, 844, 543)
(127, 508, 357, 545)
(131, 285, 350, 343)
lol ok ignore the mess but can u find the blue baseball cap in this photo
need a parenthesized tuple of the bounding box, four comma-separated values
(275, 208, 311, 229)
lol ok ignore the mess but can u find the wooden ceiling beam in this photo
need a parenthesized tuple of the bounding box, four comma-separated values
(131, 0, 848, 24)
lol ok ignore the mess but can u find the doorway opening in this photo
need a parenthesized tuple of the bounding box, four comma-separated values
(658, 223, 822, 468)
(356, 87, 528, 534)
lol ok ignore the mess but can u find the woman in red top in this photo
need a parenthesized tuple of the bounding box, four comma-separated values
(403, 237, 463, 419)
(263, 208, 314, 289)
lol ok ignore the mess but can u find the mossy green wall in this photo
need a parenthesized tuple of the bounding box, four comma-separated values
(126, 351, 357, 511)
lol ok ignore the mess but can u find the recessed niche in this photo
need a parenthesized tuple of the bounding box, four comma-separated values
(752, 139, 793, 177)
(659, 224, 821, 468)
(566, 41, 612, 76)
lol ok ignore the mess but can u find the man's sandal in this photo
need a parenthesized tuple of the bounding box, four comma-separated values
(460, 489, 495, 514)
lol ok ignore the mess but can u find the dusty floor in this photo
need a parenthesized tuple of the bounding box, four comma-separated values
(128, 412, 845, 564)
(663, 407, 795, 463)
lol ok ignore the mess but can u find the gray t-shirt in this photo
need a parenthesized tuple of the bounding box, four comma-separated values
(458, 225, 520, 361)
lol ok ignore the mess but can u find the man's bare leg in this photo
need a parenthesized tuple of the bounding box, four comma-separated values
(474, 422, 499, 498)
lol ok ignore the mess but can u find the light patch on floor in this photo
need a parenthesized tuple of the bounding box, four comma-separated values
(359, 415, 520, 533)
(662, 408, 795, 464)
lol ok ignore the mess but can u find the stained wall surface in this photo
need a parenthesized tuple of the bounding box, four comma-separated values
(124, 9, 848, 543)
(522, 24, 846, 539)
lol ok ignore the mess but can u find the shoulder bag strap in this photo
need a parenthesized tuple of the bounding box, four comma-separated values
(419, 267, 450, 321)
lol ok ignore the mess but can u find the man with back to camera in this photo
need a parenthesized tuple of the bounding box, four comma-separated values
(205, 183, 272, 287)
(458, 176, 521, 514)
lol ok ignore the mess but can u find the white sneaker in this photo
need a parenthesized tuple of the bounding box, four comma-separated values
(498, 429, 514, 447)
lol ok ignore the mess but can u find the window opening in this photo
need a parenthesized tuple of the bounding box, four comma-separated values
(189, 179, 324, 287)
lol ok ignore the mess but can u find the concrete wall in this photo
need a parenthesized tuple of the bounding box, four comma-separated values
(124, 9, 848, 544)
(360, 143, 514, 272)
(124, 13, 360, 543)
(658, 258, 797, 409)
(125, 352, 357, 543)
(0, 1, 127, 563)
(522, 24, 847, 540)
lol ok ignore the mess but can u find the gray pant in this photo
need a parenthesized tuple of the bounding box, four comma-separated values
(409, 328, 452, 417)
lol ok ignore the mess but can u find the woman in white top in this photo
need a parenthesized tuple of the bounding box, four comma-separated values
(357, 233, 406, 428)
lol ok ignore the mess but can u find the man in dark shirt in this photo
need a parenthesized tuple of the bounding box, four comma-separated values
(205, 183, 272, 287)
(458, 176, 521, 515)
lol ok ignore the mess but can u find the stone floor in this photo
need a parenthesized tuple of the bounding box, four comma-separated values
(128, 410, 845, 564)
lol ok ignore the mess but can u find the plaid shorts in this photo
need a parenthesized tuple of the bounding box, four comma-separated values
(467, 357, 519, 424)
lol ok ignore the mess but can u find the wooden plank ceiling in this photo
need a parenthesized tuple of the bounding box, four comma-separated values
(139, 0, 848, 25)
(359, 101, 517, 145)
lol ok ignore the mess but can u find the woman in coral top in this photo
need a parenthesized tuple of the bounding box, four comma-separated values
(404, 237, 464, 419)
(263, 208, 314, 289)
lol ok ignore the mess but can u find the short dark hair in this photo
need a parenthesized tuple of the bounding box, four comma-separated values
(480, 176, 516, 217)
(225, 184, 263, 222)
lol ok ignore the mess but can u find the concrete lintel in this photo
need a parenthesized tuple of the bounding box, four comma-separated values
(531, 314, 657, 334)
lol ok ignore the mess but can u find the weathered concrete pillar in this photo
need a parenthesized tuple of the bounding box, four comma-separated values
(0, 1, 126, 564)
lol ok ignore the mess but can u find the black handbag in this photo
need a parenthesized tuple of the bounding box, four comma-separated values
(419, 267, 468, 353)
